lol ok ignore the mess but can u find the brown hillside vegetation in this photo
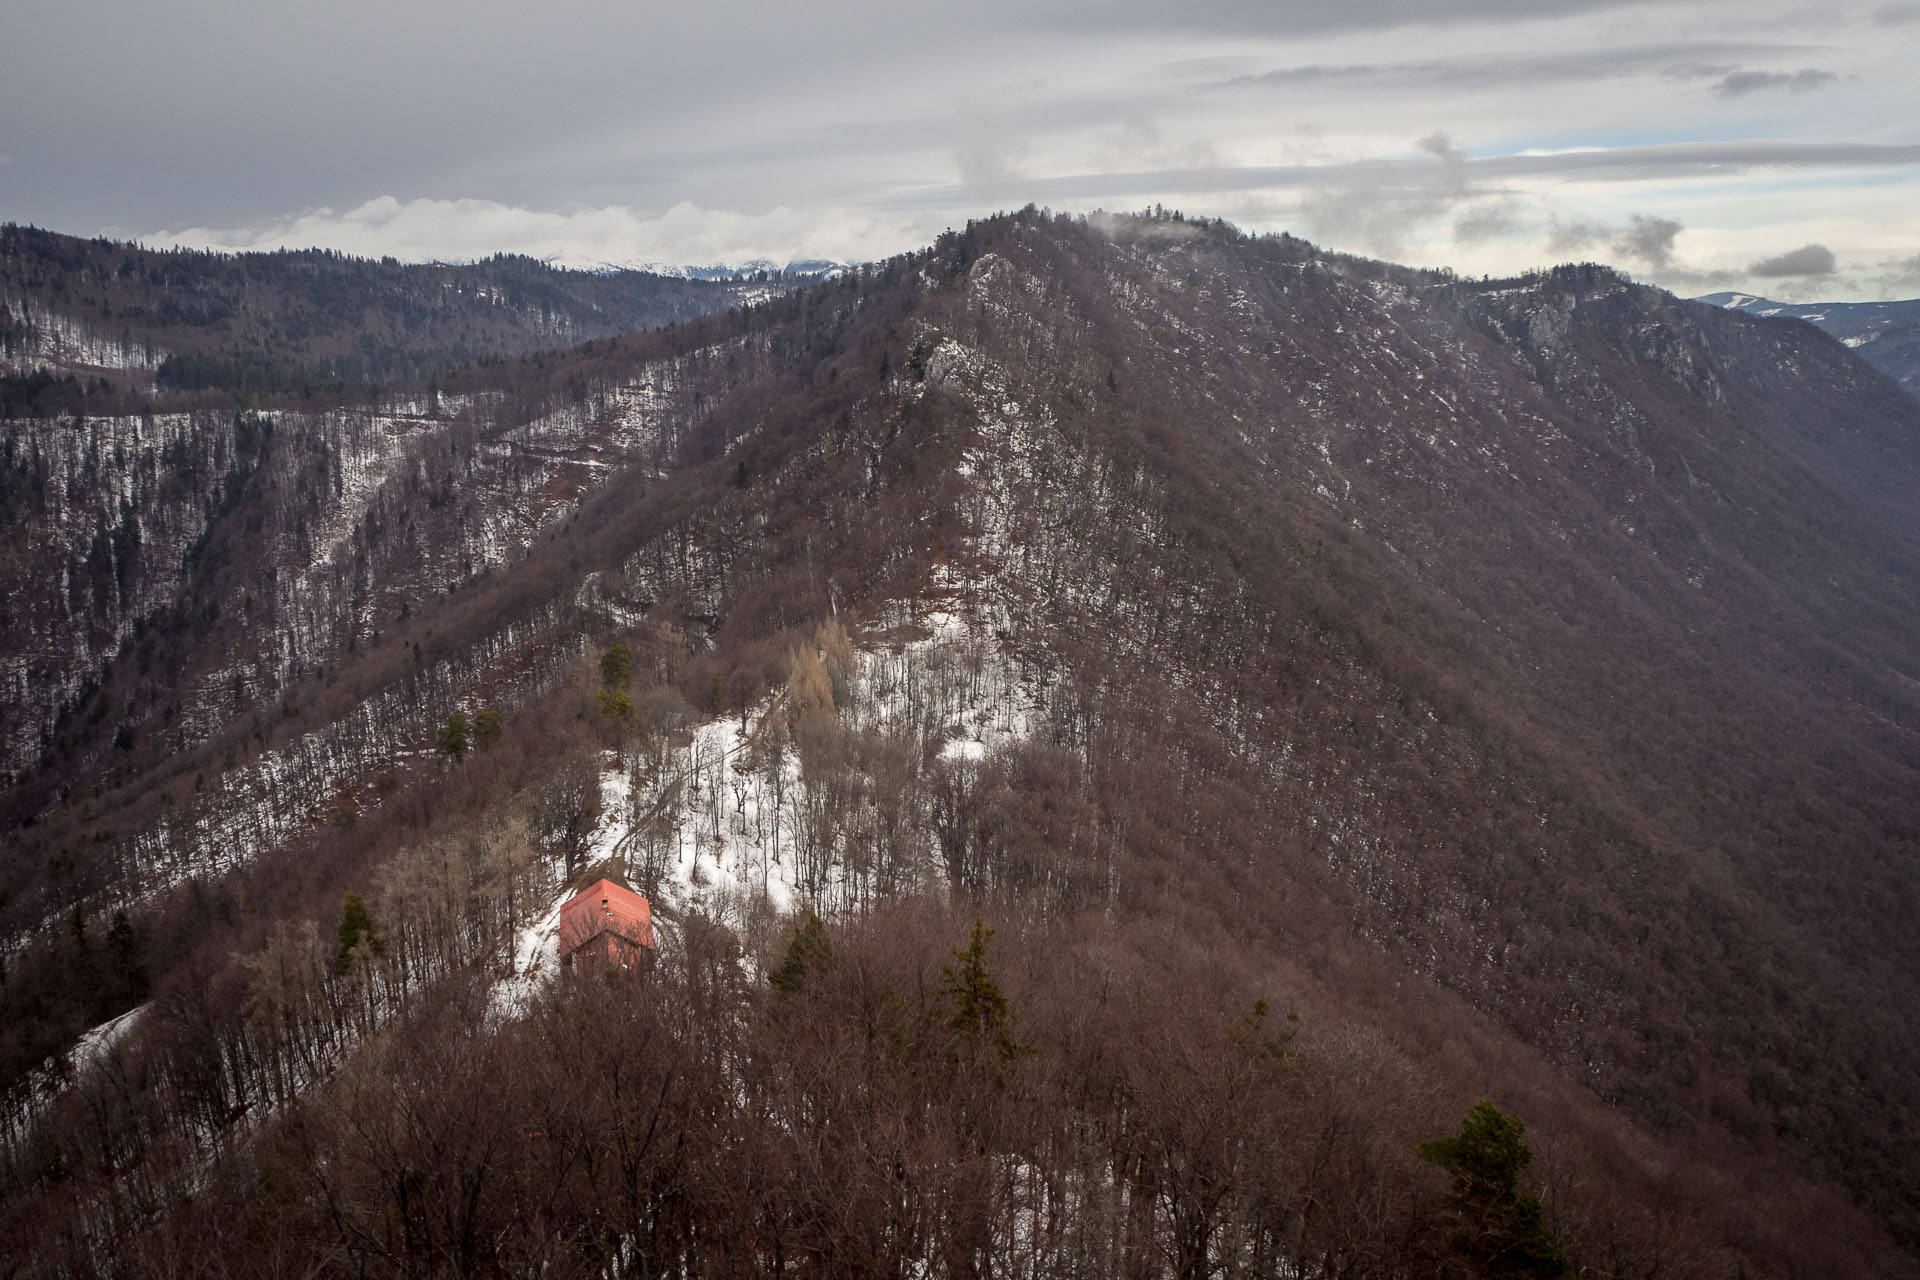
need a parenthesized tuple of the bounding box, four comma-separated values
(2, 209, 1919, 1275)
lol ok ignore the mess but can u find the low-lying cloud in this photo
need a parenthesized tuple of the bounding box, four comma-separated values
(1091, 117, 1222, 176)
(1294, 132, 1482, 255)
(1452, 200, 1521, 244)
(1615, 214, 1684, 267)
(1873, 253, 1920, 292)
(147, 196, 932, 271)
(954, 105, 1033, 187)
(1749, 243, 1838, 277)
(1546, 212, 1683, 268)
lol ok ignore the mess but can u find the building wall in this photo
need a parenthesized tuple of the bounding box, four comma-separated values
(567, 930, 652, 974)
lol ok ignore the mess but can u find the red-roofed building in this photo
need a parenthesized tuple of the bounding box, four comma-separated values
(559, 878, 656, 972)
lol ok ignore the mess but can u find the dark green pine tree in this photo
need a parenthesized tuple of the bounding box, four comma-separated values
(1418, 1100, 1572, 1277)
(768, 911, 834, 997)
(941, 918, 1021, 1060)
(437, 711, 469, 763)
(335, 894, 382, 975)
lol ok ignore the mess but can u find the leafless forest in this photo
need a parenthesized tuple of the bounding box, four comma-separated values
(2, 210, 1918, 1276)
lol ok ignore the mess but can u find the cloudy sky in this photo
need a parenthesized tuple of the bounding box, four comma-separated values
(4, 0, 1918, 299)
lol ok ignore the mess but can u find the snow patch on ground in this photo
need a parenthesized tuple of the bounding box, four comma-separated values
(0, 1004, 151, 1146)
(488, 901, 564, 1021)
(71, 1004, 148, 1074)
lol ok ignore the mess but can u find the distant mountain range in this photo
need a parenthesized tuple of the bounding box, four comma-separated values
(658, 259, 847, 282)
(1699, 290, 1920, 397)
(0, 225, 765, 415)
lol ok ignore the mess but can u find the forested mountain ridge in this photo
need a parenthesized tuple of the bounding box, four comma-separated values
(3, 209, 1919, 1277)
(0, 224, 773, 414)
(1700, 290, 1920, 398)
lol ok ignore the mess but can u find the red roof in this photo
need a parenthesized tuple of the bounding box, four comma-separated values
(558, 878, 655, 957)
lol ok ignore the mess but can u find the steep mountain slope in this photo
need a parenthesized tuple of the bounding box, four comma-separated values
(894, 221, 1920, 1240)
(0, 224, 771, 414)
(0, 332, 749, 802)
(1700, 290, 1920, 397)
(5, 210, 1920, 1275)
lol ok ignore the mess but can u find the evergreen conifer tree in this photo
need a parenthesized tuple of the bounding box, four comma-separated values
(941, 918, 1021, 1060)
(335, 894, 382, 975)
(437, 711, 469, 763)
(768, 912, 834, 997)
(1418, 1100, 1572, 1277)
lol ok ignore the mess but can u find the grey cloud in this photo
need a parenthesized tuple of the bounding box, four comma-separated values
(1750, 244, 1838, 277)
(1616, 214, 1683, 268)
(1651, 264, 1744, 291)
(1454, 201, 1522, 244)
(1872, 254, 1920, 292)
(1546, 218, 1607, 256)
(1094, 118, 1222, 175)
(1293, 132, 1482, 255)
(1662, 62, 1737, 81)
(954, 109, 1032, 187)
(1712, 68, 1840, 98)
(1419, 133, 1469, 163)
(1544, 213, 1681, 267)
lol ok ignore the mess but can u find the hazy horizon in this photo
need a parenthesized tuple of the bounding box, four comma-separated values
(5, 0, 1917, 301)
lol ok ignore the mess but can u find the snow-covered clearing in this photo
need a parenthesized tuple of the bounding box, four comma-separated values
(0, 298, 166, 378)
(488, 600, 1044, 1013)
